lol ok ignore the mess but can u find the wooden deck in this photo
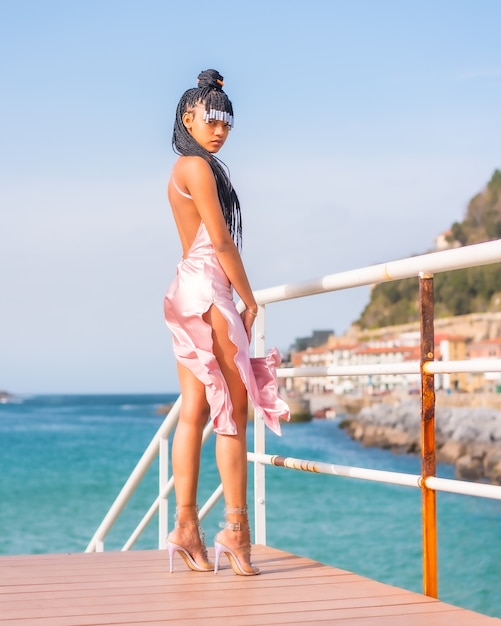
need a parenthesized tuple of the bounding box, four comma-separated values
(0, 546, 499, 625)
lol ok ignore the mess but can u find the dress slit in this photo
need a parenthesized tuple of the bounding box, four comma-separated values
(164, 221, 289, 436)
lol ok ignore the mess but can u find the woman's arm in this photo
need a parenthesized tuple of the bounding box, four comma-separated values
(180, 157, 258, 332)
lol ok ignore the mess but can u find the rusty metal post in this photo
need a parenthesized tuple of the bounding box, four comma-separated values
(419, 272, 438, 598)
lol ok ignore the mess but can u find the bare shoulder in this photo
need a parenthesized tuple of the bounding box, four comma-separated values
(175, 155, 212, 179)
(175, 156, 217, 201)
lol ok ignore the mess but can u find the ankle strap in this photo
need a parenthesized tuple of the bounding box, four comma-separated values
(176, 504, 199, 513)
(221, 504, 249, 531)
(224, 505, 248, 515)
(174, 504, 200, 527)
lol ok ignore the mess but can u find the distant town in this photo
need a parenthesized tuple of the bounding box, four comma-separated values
(284, 311, 501, 397)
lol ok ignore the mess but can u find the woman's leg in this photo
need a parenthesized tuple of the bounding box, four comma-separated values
(168, 362, 212, 569)
(204, 305, 259, 574)
(172, 362, 209, 507)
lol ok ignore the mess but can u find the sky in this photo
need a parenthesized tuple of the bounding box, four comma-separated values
(1, 0, 500, 395)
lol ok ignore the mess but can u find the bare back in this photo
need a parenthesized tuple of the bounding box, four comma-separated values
(168, 155, 232, 258)
(168, 159, 204, 258)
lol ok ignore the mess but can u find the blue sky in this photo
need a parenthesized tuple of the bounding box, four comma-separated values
(1, 0, 500, 394)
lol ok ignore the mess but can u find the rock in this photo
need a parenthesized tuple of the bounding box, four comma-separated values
(338, 396, 501, 483)
(156, 402, 175, 415)
(485, 461, 501, 485)
(467, 442, 488, 461)
(349, 421, 416, 453)
(489, 423, 501, 442)
(353, 424, 364, 441)
(455, 454, 484, 481)
(484, 449, 501, 478)
(287, 397, 312, 422)
(383, 427, 415, 453)
(437, 440, 466, 464)
(361, 424, 379, 447)
(0, 390, 16, 403)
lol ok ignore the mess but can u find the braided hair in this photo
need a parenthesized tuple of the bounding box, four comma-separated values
(172, 69, 242, 248)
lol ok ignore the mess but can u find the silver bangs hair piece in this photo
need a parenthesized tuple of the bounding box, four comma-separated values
(203, 109, 234, 127)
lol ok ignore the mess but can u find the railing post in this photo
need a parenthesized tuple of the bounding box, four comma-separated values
(419, 272, 438, 598)
(253, 306, 267, 545)
(158, 432, 169, 550)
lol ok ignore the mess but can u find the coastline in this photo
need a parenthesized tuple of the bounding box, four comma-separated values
(307, 391, 501, 484)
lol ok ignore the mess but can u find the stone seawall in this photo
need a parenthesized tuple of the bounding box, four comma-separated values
(337, 394, 501, 484)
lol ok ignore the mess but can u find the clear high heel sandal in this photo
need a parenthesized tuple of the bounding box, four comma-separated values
(167, 505, 213, 573)
(214, 505, 260, 576)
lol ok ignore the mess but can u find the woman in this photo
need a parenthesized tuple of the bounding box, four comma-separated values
(164, 69, 289, 576)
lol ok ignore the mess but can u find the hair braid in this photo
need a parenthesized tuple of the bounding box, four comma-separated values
(172, 69, 242, 248)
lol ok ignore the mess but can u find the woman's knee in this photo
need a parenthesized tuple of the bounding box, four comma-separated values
(179, 399, 210, 427)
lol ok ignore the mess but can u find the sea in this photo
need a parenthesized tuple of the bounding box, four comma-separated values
(1, 393, 500, 619)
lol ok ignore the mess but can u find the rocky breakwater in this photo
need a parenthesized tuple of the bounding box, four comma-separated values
(339, 396, 501, 484)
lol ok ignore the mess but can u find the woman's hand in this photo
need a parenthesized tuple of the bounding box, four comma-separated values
(241, 307, 258, 343)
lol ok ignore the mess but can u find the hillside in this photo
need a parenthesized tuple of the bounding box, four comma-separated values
(356, 170, 501, 329)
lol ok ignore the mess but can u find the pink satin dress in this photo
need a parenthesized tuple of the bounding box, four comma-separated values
(164, 220, 290, 436)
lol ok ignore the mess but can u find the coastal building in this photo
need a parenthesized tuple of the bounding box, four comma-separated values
(468, 337, 501, 391)
(434, 229, 461, 251)
(289, 333, 421, 396)
(290, 339, 357, 394)
(287, 327, 491, 396)
(291, 329, 334, 352)
(351, 344, 420, 394)
(435, 333, 468, 392)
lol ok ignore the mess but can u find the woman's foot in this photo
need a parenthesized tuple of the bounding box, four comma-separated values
(167, 505, 213, 572)
(214, 505, 260, 576)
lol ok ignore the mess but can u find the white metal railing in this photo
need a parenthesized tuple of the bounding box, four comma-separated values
(278, 359, 501, 378)
(86, 238, 501, 597)
(249, 239, 501, 549)
(247, 452, 501, 500)
(251, 238, 501, 305)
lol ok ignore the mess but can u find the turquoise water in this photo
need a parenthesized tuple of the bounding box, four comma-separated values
(1, 394, 500, 618)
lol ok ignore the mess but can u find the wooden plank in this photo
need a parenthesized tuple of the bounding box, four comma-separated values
(0, 546, 499, 626)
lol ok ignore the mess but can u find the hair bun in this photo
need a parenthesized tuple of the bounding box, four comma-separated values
(197, 69, 225, 91)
